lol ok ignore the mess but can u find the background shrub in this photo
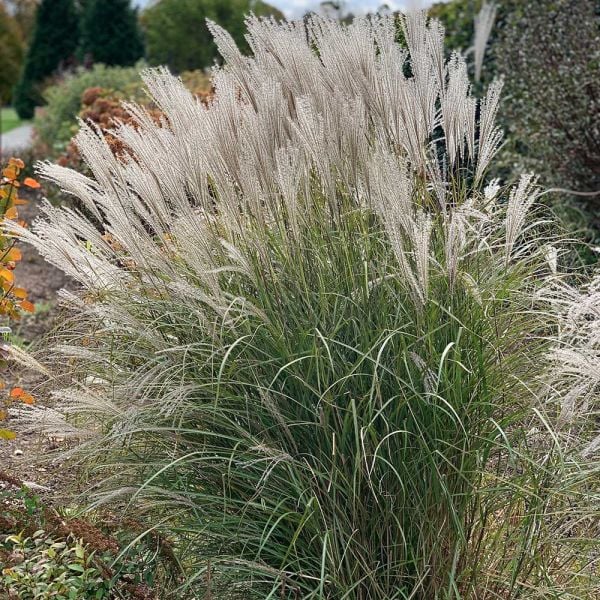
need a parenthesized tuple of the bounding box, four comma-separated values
(428, 0, 479, 53)
(33, 63, 145, 159)
(58, 70, 212, 170)
(32, 66, 212, 171)
(429, 0, 599, 248)
(3, 0, 38, 43)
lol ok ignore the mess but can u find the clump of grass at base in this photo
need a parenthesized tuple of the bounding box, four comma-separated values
(19, 10, 600, 599)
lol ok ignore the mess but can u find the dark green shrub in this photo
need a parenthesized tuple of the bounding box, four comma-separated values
(495, 0, 600, 222)
(428, 0, 479, 53)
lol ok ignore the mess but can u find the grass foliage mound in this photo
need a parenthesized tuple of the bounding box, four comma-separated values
(21, 11, 599, 599)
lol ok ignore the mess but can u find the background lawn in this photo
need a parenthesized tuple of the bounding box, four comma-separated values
(1, 107, 26, 134)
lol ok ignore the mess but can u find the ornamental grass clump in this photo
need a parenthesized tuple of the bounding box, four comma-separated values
(18, 11, 599, 599)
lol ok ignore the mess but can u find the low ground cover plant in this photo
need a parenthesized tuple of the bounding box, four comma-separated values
(0, 474, 179, 598)
(2, 530, 111, 599)
(19, 10, 600, 599)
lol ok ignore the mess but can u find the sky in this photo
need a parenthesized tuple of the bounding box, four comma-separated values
(135, 0, 437, 19)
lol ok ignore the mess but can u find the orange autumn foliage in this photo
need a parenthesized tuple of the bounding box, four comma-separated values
(0, 157, 35, 318)
(10, 386, 34, 404)
(23, 177, 41, 189)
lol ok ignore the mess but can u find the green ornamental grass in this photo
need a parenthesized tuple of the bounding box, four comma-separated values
(19, 9, 600, 599)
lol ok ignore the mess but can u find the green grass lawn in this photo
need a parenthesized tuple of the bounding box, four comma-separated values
(0, 107, 26, 134)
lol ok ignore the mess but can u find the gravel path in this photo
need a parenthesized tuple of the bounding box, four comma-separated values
(0, 123, 34, 153)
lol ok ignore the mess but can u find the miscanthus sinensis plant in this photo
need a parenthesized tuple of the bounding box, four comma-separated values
(18, 10, 599, 599)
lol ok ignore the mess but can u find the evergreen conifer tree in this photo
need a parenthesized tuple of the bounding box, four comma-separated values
(80, 0, 144, 67)
(13, 0, 79, 119)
